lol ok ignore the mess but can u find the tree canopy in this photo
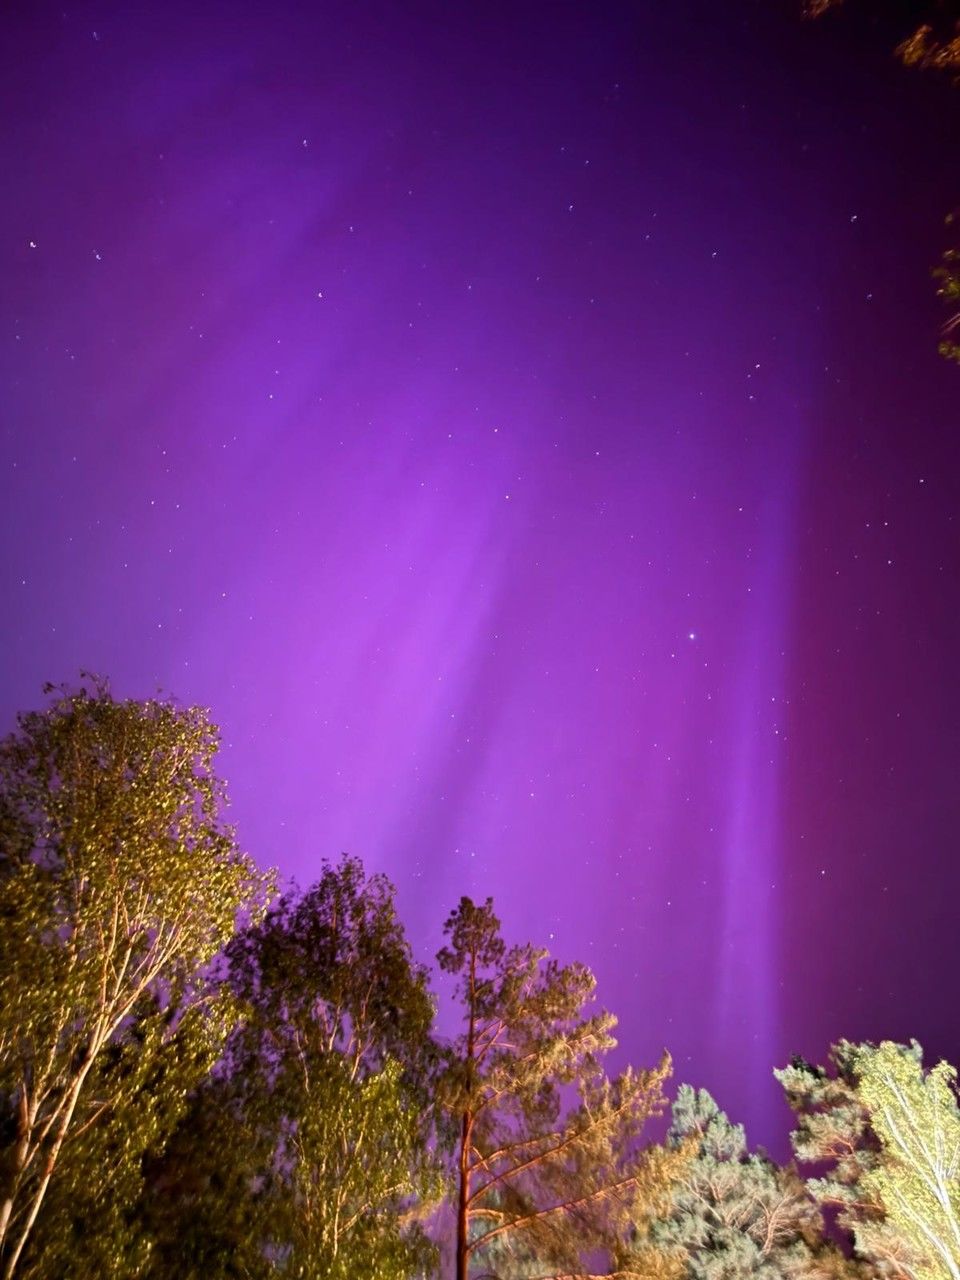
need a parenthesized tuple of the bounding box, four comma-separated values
(437, 896, 682, 1280)
(149, 857, 442, 1280)
(653, 1084, 855, 1280)
(778, 1040, 960, 1280)
(0, 680, 268, 1279)
(2, 681, 959, 1280)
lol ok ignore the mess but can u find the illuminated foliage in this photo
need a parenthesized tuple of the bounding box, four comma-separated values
(933, 242, 960, 362)
(155, 857, 443, 1280)
(858, 1042, 960, 1280)
(652, 1085, 856, 1280)
(7, 681, 959, 1280)
(11, 996, 236, 1280)
(437, 895, 681, 1280)
(0, 679, 268, 1279)
(778, 1040, 960, 1280)
(803, 0, 960, 72)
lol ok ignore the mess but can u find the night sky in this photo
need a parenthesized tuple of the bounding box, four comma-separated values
(2, 0, 958, 1154)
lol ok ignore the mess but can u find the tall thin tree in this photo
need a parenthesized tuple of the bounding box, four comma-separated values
(437, 896, 679, 1280)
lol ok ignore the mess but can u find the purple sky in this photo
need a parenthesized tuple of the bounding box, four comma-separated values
(2, 0, 959, 1153)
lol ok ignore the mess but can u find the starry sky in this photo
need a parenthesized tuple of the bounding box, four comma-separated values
(2, 0, 958, 1153)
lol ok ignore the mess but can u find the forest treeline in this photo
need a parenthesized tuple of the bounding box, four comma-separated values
(1, 683, 958, 1280)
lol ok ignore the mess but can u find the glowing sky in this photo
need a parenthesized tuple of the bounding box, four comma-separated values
(2, 0, 959, 1152)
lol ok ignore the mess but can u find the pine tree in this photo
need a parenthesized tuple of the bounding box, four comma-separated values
(652, 1085, 853, 1280)
(437, 896, 680, 1280)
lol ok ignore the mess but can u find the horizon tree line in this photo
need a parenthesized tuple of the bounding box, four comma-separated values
(0, 679, 957, 1279)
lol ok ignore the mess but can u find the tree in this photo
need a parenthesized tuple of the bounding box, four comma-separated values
(0, 679, 268, 1279)
(651, 1084, 855, 1280)
(10, 995, 234, 1280)
(804, 0, 960, 73)
(777, 1040, 960, 1280)
(803, 0, 960, 358)
(136, 1051, 279, 1280)
(437, 896, 681, 1280)
(856, 1042, 960, 1280)
(155, 856, 442, 1280)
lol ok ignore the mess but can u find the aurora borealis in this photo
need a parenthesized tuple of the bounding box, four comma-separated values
(2, 0, 958, 1153)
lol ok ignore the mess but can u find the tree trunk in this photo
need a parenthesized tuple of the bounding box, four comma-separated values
(0, 1083, 36, 1256)
(456, 1109, 472, 1280)
(2, 1049, 98, 1280)
(456, 945, 478, 1280)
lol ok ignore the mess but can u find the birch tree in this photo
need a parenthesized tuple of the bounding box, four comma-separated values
(857, 1041, 960, 1280)
(11, 994, 235, 1280)
(778, 1040, 960, 1280)
(0, 680, 268, 1279)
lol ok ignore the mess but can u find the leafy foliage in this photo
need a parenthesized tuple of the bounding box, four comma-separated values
(802, 0, 960, 73)
(778, 1040, 960, 1280)
(11, 994, 235, 1280)
(0, 679, 268, 1279)
(150, 857, 442, 1280)
(5, 681, 960, 1280)
(933, 241, 960, 361)
(857, 1042, 960, 1280)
